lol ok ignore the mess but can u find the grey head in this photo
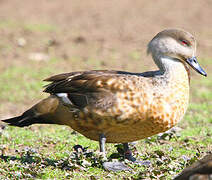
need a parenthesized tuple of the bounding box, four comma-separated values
(147, 29, 207, 76)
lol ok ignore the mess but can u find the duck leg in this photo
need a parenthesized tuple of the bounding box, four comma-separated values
(123, 143, 151, 166)
(99, 134, 131, 172)
(123, 143, 136, 162)
(99, 133, 106, 159)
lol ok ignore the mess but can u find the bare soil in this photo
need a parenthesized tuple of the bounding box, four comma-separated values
(0, 0, 211, 115)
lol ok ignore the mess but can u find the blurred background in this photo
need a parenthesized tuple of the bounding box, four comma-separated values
(0, 0, 211, 125)
(0, 1, 211, 178)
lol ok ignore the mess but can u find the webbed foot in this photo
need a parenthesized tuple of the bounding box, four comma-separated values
(123, 143, 151, 166)
(99, 135, 150, 171)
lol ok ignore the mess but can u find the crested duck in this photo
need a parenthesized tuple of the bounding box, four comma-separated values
(2, 29, 207, 171)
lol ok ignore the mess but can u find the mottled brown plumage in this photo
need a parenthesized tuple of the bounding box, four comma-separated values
(42, 68, 189, 143)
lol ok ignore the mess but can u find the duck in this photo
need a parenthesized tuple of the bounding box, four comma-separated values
(1, 29, 207, 171)
(174, 154, 212, 180)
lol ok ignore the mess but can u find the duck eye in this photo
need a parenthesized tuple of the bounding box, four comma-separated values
(180, 39, 190, 46)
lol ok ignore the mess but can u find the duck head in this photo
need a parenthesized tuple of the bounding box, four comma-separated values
(147, 29, 207, 76)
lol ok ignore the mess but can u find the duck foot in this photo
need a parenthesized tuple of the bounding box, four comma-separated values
(99, 135, 132, 171)
(103, 161, 132, 172)
(99, 135, 150, 171)
(123, 143, 151, 166)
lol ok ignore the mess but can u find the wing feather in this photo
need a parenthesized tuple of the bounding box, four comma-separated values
(43, 70, 122, 109)
(44, 70, 119, 93)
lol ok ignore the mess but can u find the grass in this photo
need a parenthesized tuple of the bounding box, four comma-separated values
(0, 19, 57, 32)
(0, 20, 211, 178)
(23, 23, 57, 32)
(0, 65, 52, 102)
(0, 60, 211, 179)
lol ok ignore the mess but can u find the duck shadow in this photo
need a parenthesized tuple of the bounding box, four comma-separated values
(0, 154, 62, 169)
(0, 144, 128, 172)
(0, 151, 123, 171)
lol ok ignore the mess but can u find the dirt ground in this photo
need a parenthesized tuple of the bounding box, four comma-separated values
(0, 1, 211, 178)
(1, 0, 212, 59)
(0, 0, 212, 115)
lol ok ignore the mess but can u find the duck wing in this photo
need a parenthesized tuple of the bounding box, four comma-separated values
(43, 70, 134, 109)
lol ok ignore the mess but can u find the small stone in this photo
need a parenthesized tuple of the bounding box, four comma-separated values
(103, 162, 132, 171)
(181, 155, 190, 161)
(47, 39, 59, 46)
(17, 38, 27, 47)
(168, 146, 173, 152)
(82, 159, 91, 167)
(29, 52, 49, 61)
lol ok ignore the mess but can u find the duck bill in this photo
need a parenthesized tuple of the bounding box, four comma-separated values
(186, 57, 207, 76)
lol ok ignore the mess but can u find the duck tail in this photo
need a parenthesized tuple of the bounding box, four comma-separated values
(2, 111, 50, 127)
(1, 96, 60, 127)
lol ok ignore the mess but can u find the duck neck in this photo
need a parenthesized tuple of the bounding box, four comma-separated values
(153, 55, 191, 83)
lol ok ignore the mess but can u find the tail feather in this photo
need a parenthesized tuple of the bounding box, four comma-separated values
(1, 96, 61, 127)
(2, 116, 37, 127)
(2, 111, 54, 127)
